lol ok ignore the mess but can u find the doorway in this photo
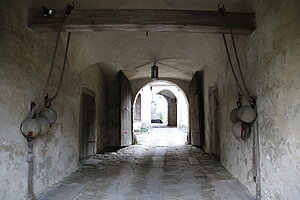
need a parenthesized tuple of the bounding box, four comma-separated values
(189, 71, 205, 147)
(79, 88, 96, 159)
(209, 87, 220, 159)
(133, 81, 189, 145)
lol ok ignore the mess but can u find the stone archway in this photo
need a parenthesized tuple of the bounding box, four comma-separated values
(133, 80, 189, 136)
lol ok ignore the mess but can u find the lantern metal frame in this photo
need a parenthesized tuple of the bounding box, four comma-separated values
(151, 63, 158, 80)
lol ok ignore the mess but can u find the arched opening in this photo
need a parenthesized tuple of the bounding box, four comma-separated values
(133, 80, 189, 146)
(151, 93, 168, 125)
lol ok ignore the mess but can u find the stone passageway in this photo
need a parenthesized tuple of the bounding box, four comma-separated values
(40, 128, 255, 200)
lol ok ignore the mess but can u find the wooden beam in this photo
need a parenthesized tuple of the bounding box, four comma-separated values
(28, 9, 255, 34)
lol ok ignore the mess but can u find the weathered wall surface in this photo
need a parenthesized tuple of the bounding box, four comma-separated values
(78, 64, 108, 153)
(214, 1, 300, 199)
(248, 1, 300, 199)
(0, 1, 73, 199)
(217, 60, 257, 195)
(0, 1, 108, 199)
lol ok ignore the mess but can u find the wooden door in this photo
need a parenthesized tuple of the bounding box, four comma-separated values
(209, 87, 220, 157)
(189, 74, 200, 146)
(79, 90, 96, 159)
(120, 71, 132, 146)
(189, 71, 205, 147)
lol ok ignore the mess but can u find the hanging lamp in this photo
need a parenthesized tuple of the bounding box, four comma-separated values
(151, 63, 158, 80)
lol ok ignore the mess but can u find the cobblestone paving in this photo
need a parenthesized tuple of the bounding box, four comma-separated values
(41, 128, 255, 200)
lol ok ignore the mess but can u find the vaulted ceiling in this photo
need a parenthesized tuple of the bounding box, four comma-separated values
(35, 0, 253, 81)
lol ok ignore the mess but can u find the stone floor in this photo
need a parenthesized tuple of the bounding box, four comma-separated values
(39, 128, 255, 200)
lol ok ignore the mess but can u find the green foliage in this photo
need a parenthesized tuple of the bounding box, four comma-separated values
(159, 112, 164, 121)
(140, 128, 149, 133)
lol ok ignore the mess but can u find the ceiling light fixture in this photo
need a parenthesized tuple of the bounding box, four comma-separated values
(151, 62, 158, 80)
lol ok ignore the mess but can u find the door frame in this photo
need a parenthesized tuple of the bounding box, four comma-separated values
(79, 87, 96, 160)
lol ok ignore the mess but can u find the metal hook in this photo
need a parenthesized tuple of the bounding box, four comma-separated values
(218, 4, 226, 16)
(66, 2, 75, 15)
(44, 94, 51, 108)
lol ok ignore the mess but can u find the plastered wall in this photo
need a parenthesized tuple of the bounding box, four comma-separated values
(212, 1, 300, 199)
(249, 1, 300, 199)
(0, 1, 108, 199)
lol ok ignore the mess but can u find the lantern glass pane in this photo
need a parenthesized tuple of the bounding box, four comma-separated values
(151, 65, 158, 80)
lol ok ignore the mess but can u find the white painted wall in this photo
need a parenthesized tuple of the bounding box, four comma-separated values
(140, 85, 152, 124)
